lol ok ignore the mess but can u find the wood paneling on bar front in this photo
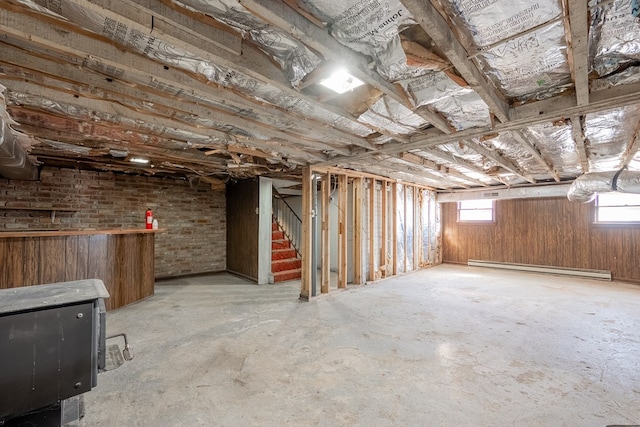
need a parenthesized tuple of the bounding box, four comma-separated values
(442, 197, 640, 283)
(0, 231, 156, 310)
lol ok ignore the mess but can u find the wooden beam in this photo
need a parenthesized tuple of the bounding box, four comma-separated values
(381, 181, 388, 278)
(570, 115, 590, 173)
(300, 167, 313, 300)
(353, 177, 363, 285)
(337, 174, 348, 289)
(410, 149, 504, 185)
(321, 172, 331, 294)
(403, 184, 409, 273)
(512, 130, 561, 182)
(400, 0, 510, 123)
(368, 179, 375, 282)
(566, 0, 590, 106)
(391, 182, 398, 276)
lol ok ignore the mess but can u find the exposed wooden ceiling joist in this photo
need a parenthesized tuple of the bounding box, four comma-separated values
(400, 0, 510, 123)
(570, 115, 590, 173)
(236, 0, 454, 133)
(462, 140, 536, 184)
(398, 152, 488, 187)
(566, 0, 590, 107)
(511, 130, 561, 182)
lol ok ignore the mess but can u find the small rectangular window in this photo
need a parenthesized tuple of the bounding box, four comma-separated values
(458, 199, 494, 222)
(595, 193, 640, 224)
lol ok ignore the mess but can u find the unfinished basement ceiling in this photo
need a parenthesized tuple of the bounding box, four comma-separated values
(0, 0, 639, 189)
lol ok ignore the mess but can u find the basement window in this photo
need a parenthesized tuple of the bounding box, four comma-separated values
(457, 199, 494, 222)
(595, 193, 640, 224)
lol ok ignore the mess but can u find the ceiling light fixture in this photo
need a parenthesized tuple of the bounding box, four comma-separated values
(129, 157, 150, 164)
(319, 69, 364, 94)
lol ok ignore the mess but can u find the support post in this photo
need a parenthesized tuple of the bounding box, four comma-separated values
(300, 167, 313, 300)
(353, 177, 363, 284)
(381, 181, 387, 278)
(338, 174, 348, 289)
(321, 172, 330, 294)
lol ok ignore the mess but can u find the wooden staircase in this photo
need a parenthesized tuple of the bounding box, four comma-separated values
(271, 221, 301, 282)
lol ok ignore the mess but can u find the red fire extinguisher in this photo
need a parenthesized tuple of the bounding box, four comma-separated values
(145, 208, 153, 229)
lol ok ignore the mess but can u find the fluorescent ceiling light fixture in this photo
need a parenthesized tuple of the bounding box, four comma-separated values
(319, 69, 364, 94)
(129, 157, 150, 164)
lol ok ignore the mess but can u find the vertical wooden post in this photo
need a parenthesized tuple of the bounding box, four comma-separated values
(353, 177, 363, 285)
(404, 184, 409, 272)
(300, 167, 313, 300)
(413, 186, 420, 270)
(391, 182, 398, 276)
(338, 174, 347, 289)
(380, 181, 387, 278)
(368, 179, 375, 282)
(321, 172, 331, 294)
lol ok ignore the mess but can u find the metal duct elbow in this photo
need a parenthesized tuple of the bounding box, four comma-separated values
(567, 170, 640, 203)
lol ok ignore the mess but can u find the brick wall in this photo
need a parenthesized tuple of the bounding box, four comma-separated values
(0, 167, 226, 277)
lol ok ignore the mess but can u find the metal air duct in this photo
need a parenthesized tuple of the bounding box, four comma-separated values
(567, 170, 640, 203)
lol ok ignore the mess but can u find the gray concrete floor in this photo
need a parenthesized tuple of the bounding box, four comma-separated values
(84, 264, 640, 426)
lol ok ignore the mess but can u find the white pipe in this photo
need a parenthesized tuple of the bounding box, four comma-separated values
(567, 170, 640, 203)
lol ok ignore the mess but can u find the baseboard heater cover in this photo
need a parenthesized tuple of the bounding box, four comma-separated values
(467, 260, 612, 281)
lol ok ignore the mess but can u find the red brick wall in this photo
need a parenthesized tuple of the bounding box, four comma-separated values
(0, 167, 226, 277)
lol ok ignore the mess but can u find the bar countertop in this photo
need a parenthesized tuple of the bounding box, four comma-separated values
(0, 228, 166, 238)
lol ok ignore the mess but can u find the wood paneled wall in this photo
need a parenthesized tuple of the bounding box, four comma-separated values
(226, 179, 259, 280)
(0, 232, 155, 310)
(442, 197, 640, 283)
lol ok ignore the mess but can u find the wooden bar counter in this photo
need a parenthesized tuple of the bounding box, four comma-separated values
(0, 229, 161, 310)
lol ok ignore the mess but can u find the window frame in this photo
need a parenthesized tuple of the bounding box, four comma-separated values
(457, 199, 495, 224)
(593, 193, 640, 227)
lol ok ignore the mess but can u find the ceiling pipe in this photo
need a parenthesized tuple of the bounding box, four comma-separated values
(567, 170, 640, 203)
(0, 87, 39, 181)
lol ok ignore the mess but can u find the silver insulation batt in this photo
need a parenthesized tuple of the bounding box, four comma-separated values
(589, 0, 640, 77)
(295, 0, 418, 82)
(584, 105, 640, 172)
(476, 133, 549, 179)
(172, 0, 320, 88)
(523, 123, 582, 178)
(358, 96, 429, 136)
(438, 0, 572, 101)
(13, 0, 376, 141)
(401, 72, 491, 129)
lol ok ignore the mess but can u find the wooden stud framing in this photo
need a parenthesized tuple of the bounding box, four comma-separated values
(413, 186, 420, 270)
(403, 184, 409, 273)
(321, 172, 331, 294)
(391, 182, 398, 276)
(338, 174, 348, 289)
(381, 181, 388, 278)
(353, 177, 363, 285)
(300, 166, 313, 300)
(368, 179, 375, 282)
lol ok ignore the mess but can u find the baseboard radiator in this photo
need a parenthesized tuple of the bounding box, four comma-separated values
(467, 260, 612, 281)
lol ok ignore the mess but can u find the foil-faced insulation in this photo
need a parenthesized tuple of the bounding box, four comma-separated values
(295, 0, 422, 82)
(411, 149, 495, 184)
(0, 85, 39, 180)
(401, 72, 492, 129)
(438, 0, 563, 49)
(584, 105, 640, 171)
(591, 66, 640, 91)
(476, 21, 572, 100)
(523, 123, 582, 178)
(15, 0, 375, 141)
(474, 133, 549, 180)
(438, 1, 571, 100)
(589, 0, 640, 77)
(173, 0, 320, 87)
(436, 142, 500, 172)
(358, 96, 429, 136)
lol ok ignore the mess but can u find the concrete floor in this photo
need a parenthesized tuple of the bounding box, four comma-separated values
(84, 264, 640, 426)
